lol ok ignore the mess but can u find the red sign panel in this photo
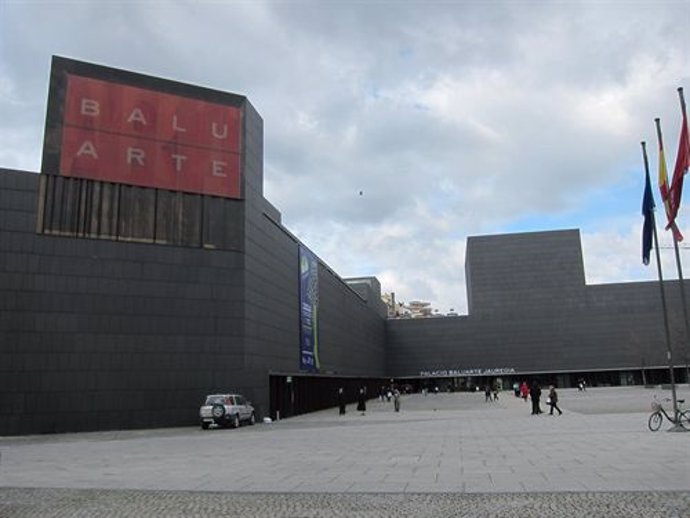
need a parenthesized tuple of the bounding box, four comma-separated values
(59, 74, 242, 198)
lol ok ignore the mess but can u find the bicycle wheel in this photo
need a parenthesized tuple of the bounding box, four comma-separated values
(678, 410, 690, 430)
(648, 412, 663, 431)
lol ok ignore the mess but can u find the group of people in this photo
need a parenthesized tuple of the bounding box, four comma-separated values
(517, 380, 562, 415)
(484, 383, 499, 402)
(379, 386, 401, 411)
(338, 385, 401, 415)
(338, 380, 566, 417)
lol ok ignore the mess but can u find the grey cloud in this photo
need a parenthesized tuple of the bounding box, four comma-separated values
(2, 0, 690, 312)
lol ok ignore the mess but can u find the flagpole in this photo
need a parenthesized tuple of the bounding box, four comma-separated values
(677, 87, 690, 384)
(656, 115, 690, 386)
(671, 219, 690, 388)
(642, 141, 681, 429)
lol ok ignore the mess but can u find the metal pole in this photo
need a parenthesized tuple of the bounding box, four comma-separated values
(677, 87, 690, 385)
(656, 116, 690, 386)
(671, 237, 690, 385)
(642, 141, 681, 428)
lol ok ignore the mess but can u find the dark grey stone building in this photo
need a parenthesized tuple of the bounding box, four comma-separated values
(1, 58, 687, 436)
(0, 157, 388, 435)
(388, 229, 689, 389)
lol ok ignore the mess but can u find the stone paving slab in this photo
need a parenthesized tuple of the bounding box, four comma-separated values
(0, 386, 689, 515)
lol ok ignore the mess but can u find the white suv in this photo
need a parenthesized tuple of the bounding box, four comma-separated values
(199, 394, 256, 429)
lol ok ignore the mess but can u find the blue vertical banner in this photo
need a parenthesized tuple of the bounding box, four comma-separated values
(299, 245, 320, 372)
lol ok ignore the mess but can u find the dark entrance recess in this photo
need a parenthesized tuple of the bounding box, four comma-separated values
(269, 367, 690, 421)
(269, 374, 393, 421)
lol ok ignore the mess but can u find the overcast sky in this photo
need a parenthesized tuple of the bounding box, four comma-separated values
(1, 0, 689, 314)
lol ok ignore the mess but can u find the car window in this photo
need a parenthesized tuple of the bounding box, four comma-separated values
(226, 396, 235, 405)
(205, 396, 225, 405)
(235, 396, 245, 405)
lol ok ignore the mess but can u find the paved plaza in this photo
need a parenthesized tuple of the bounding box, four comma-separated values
(1, 386, 689, 516)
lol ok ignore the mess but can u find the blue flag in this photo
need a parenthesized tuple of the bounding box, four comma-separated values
(642, 168, 655, 265)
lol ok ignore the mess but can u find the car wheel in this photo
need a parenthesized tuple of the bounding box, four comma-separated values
(231, 413, 240, 428)
(211, 404, 226, 424)
(249, 412, 256, 425)
(201, 421, 210, 430)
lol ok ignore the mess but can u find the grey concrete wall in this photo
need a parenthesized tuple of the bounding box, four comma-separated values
(0, 169, 247, 435)
(388, 229, 690, 379)
(240, 102, 386, 418)
(317, 267, 387, 376)
(0, 99, 388, 435)
(465, 229, 587, 316)
(344, 278, 389, 319)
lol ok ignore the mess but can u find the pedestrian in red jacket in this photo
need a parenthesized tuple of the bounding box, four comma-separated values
(519, 381, 529, 402)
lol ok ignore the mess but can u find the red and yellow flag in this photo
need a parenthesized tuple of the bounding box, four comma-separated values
(656, 118, 683, 241)
(669, 100, 690, 227)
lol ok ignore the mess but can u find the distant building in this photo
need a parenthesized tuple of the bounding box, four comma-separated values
(381, 296, 446, 319)
(406, 301, 434, 318)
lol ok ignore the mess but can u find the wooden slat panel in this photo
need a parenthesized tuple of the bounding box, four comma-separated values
(154, 190, 175, 245)
(36, 177, 236, 250)
(118, 185, 155, 242)
(203, 196, 243, 251)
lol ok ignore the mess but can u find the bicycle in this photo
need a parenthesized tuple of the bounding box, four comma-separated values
(648, 396, 690, 431)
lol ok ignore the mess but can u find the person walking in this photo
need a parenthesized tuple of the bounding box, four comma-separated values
(548, 385, 563, 415)
(393, 388, 401, 412)
(529, 381, 542, 415)
(520, 381, 529, 402)
(338, 387, 346, 415)
(356, 386, 367, 415)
